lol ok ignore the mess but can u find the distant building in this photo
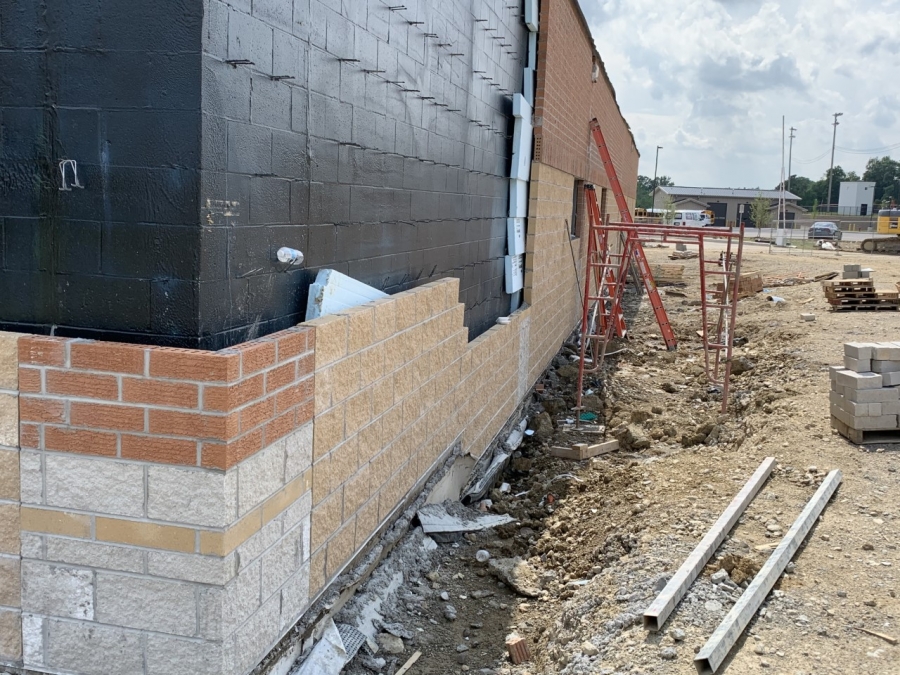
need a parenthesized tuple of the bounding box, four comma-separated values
(652, 186, 805, 226)
(838, 181, 876, 216)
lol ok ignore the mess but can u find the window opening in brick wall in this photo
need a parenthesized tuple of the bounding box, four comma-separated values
(571, 180, 585, 237)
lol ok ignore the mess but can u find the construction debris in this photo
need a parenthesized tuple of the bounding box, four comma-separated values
(296, 619, 351, 675)
(489, 557, 541, 597)
(669, 250, 700, 260)
(694, 469, 843, 675)
(643, 458, 776, 631)
(394, 651, 422, 674)
(505, 634, 532, 664)
(417, 501, 514, 537)
(854, 627, 898, 645)
(549, 439, 619, 460)
(305, 269, 388, 320)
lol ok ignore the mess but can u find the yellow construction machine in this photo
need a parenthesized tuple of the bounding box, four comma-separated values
(861, 209, 900, 254)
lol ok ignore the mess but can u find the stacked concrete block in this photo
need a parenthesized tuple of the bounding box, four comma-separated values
(830, 342, 900, 442)
(842, 264, 872, 280)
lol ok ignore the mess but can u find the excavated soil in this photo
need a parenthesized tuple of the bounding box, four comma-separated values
(336, 243, 900, 675)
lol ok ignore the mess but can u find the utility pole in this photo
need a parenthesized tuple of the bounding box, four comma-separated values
(827, 113, 843, 213)
(787, 127, 796, 193)
(652, 146, 662, 209)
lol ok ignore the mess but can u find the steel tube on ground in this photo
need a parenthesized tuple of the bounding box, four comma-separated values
(643, 457, 777, 632)
(694, 469, 843, 674)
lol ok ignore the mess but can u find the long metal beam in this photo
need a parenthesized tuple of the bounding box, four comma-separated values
(694, 469, 843, 674)
(643, 457, 776, 632)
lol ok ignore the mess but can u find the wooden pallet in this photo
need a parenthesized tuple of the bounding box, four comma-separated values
(830, 304, 900, 312)
(651, 264, 685, 285)
(714, 270, 763, 299)
(825, 290, 879, 299)
(832, 417, 900, 445)
(827, 297, 900, 306)
(822, 278, 875, 288)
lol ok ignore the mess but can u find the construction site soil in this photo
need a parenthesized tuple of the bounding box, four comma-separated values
(337, 243, 900, 675)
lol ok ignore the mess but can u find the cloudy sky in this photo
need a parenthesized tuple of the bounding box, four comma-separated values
(583, 0, 900, 188)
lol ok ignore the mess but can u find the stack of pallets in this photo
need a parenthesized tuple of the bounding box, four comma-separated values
(651, 264, 685, 285)
(822, 278, 900, 312)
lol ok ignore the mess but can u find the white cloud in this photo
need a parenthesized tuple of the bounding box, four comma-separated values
(584, 0, 900, 187)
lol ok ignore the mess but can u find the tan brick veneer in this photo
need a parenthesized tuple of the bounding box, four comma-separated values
(0, 331, 21, 665)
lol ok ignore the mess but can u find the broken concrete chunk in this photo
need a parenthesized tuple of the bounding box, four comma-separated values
(489, 557, 541, 598)
(377, 632, 405, 654)
(417, 501, 514, 535)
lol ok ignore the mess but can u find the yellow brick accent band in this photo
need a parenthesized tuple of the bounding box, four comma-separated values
(19, 506, 90, 539)
(96, 517, 195, 553)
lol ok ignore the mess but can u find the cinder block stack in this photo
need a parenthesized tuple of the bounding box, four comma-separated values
(830, 342, 900, 442)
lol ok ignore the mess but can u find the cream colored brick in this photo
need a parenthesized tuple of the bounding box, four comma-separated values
(331, 354, 360, 404)
(357, 418, 383, 465)
(371, 299, 396, 342)
(308, 548, 326, 598)
(314, 365, 332, 415)
(342, 465, 372, 518)
(0, 556, 20, 607)
(371, 377, 394, 417)
(381, 405, 404, 444)
(0, 504, 19, 554)
(393, 292, 417, 331)
(311, 456, 335, 506)
(346, 306, 374, 354)
(354, 496, 380, 551)
(329, 436, 358, 491)
(325, 517, 356, 577)
(308, 315, 348, 368)
(0, 449, 19, 501)
(0, 392, 17, 448)
(310, 490, 342, 552)
(0, 608, 22, 662)
(0, 332, 18, 391)
(313, 404, 344, 461)
(344, 388, 372, 436)
(359, 343, 385, 385)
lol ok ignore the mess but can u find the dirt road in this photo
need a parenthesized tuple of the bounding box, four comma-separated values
(339, 244, 899, 675)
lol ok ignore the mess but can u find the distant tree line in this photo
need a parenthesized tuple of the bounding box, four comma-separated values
(636, 175, 673, 209)
(779, 156, 900, 210)
(637, 155, 900, 213)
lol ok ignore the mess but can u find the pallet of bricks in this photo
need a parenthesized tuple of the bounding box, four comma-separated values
(830, 342, 900, 443)
(822, 277, 900, 311)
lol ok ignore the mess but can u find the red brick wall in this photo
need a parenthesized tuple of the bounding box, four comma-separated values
(533, 0, 639, 201)
(17, 328, 314, 471)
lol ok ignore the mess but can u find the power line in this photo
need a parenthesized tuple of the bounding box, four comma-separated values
(835, 141, 900, 154)
(792, 150, 830, 165)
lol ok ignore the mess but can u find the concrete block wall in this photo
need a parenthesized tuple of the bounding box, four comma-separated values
(0, 155, 632, 675)
(304, 277, 525, 597)
(0, 332, 21, 665)
(524, 163, 586, 385)
(532, 0, 640, 201)
(5, 329, 316, 675)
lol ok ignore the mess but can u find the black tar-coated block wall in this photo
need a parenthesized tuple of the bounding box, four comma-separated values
(0, 0, 528, 349)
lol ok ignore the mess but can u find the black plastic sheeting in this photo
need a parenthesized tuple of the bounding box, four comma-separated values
(0, 0, 528, 349)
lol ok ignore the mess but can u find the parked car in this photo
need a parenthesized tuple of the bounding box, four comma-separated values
(807, 221, 842, 240)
